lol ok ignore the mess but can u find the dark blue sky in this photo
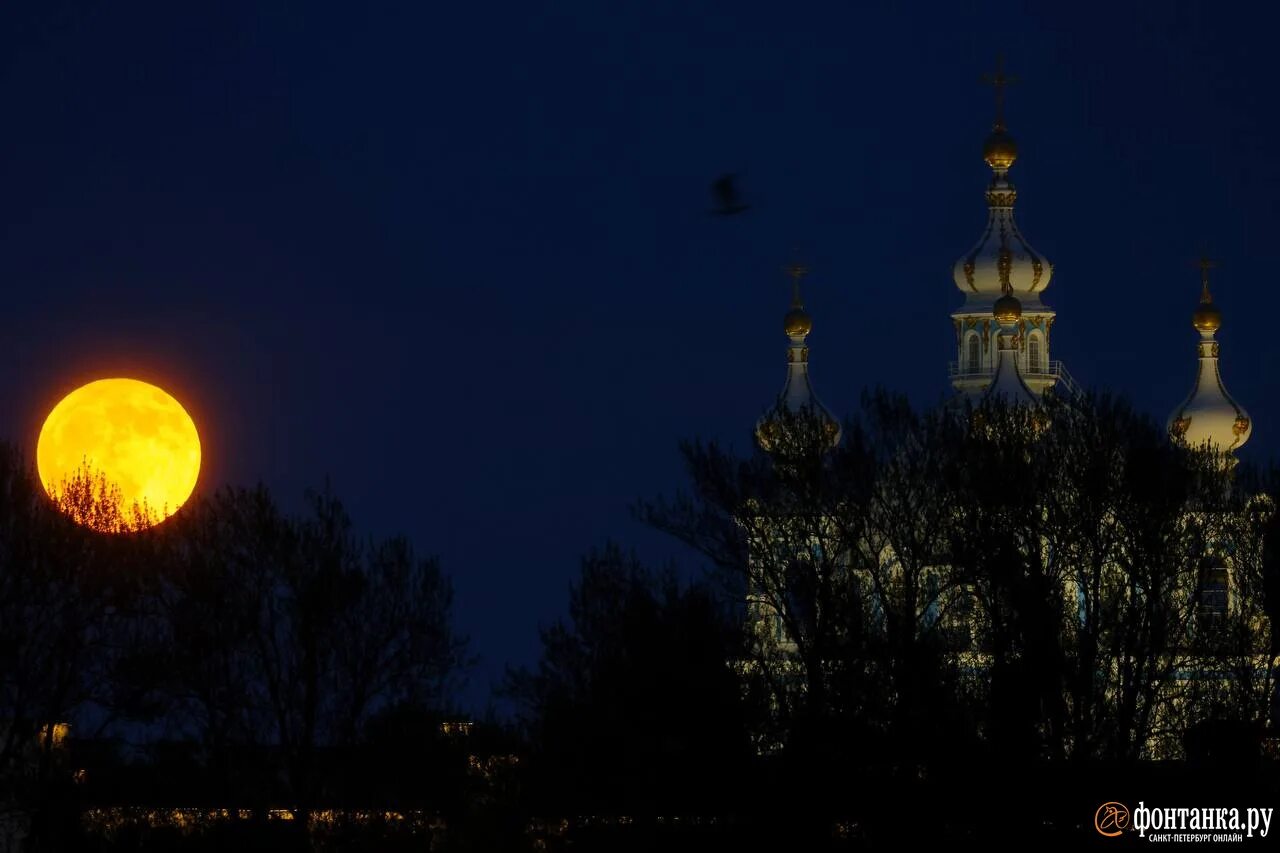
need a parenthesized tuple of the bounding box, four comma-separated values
(1, 2, 1275, 709)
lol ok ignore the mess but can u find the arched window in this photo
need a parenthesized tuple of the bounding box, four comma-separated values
(966, 335, 980, 373)
(1027, 334, 1043, 374)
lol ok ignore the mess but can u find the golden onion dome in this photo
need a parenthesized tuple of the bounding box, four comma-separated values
(983, 128, 1018, 170)
(1193, 301, 1222, 333)
(784, 308, 813, 337)
(993, 293, 1022, 325)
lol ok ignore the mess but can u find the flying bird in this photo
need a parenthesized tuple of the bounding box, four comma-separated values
(709, 173, 750, 216)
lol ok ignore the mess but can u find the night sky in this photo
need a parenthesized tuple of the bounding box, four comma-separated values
(1, 2, 1276, 710)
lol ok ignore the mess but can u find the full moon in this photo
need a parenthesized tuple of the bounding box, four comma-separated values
(36, 378, 201, 530)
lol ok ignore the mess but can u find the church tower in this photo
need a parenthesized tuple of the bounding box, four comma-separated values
(1167, 256, 1252, 457)
(950, 58, 1065, 397)
(756, 263, 841, 452)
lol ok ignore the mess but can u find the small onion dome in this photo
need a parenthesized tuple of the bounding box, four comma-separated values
(983, 128, 1018, 170)
(1193, 300, 1222, 333)
(1168, 281, 1250, 454)
(784, 307, 813, 337)
(993, 292, 1022, 325)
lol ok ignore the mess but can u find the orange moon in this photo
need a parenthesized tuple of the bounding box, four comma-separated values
(36, 378, 202, 530)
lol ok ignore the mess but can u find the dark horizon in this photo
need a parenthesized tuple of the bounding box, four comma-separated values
(2, 1, 1277, 709)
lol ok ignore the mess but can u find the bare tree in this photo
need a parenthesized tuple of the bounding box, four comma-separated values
(155, 486, 467, 824)
(0, 448, 148, 849)
(642, 392, 1274, 772)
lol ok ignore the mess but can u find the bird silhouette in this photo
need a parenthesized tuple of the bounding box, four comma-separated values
(709, 173, 750, 216)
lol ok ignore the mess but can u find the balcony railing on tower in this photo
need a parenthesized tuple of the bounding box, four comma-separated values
(949, 359, 1083, 398)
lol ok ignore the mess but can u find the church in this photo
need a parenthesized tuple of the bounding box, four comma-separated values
(744, 61, 1270, 760)
(757, 60, 1250, 456)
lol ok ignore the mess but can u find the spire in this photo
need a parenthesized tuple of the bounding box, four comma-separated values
(756, 261, 841, 453)
(1168, 256, 1250, 456)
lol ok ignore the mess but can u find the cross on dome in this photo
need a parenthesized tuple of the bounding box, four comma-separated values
(981, 54, 1018, 132)
(785, 261, 809, 309)
(1192, 252, 1222, 333)
(1197, 252, 1216, 302)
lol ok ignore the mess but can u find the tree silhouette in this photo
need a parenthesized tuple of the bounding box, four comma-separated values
(45, 460, 160, 533)
(1, 446, 469, 849)
(0, 446, 152, 848)
(148, 486, 468, 828)
(507, 544, 754, 817)
(638, 391, 1275, 837)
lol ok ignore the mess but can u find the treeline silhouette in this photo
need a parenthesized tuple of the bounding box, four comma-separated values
(0, 447, 470, 851)
(3, 391, 1280, 850)
(513, 391, 1280, 846)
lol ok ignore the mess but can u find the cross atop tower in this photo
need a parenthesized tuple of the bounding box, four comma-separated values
(785, 261, 809, 308)
(1196, 251, 1216, 302)
(981, 54, 1017, 131)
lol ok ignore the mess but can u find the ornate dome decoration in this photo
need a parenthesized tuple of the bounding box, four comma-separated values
(756, 263, 841, 453)
(1168, 256, 1251, 456)
(951, 56, 1053, 302)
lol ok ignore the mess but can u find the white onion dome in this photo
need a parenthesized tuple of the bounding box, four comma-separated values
(1168, 266, 1251, 454)
(756, 265, 841, 452)
(952, 112, 1052, 301)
